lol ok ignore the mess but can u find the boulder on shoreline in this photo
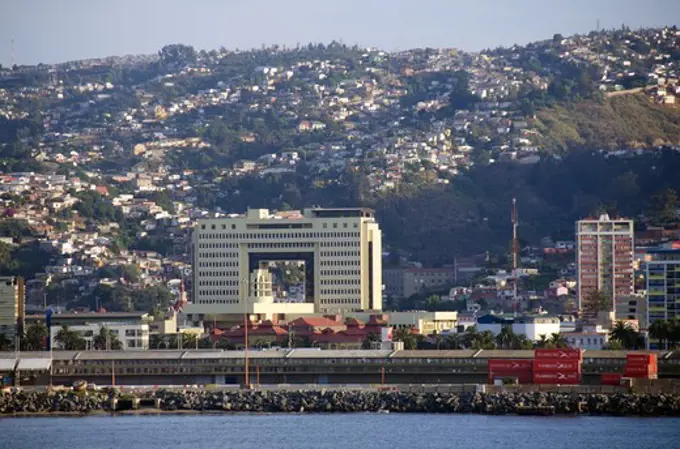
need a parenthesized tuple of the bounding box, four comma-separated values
(2, 389, 680, 416)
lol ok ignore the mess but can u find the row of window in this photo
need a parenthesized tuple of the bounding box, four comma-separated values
(198, 242, 239, 249)
(320, 260, 359, 267)
(198, 280, 241, 287)
(198, 261, 238, 267)
(199, 231, 360, 240)
(248, 242, 315, 248)
(319, 298, 361, 304)
(197, 299, 239, 304)
(321, 240, 360, 247)
(199, 252, 239, 258)
(198, 271, 239, 277)
(321, 270, 360, 276)
(320, 288, 360, 295)
(197, 289, 238, 296)
(320, 279, 360, 286)
(321, 250, 360, 257)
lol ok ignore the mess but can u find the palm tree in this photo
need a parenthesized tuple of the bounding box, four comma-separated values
(610, 322, 645, 349)
(93, 326, 122, 350)
(444, 333, 462, 350)
(548, 333, 570, 349)
(472, 331, 497, 350)
(361, 332, 380, 350)
(535, 334, 549, 349)
(495, 325, 517, 349)
(0, 333, 12, 351)
(23, 323, 48, 351)
(512, 334, 534, 350)
(649, 319, 671, 349)
(54, 325, 86, 350)
(393, 327, 418, 350)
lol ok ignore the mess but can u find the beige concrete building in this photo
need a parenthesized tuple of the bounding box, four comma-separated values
(187, 208, 382, 322)
(0, 276, 24, 339)
(384, 267, 457, 298)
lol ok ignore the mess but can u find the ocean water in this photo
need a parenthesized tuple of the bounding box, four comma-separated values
(0, 414, 678, 449)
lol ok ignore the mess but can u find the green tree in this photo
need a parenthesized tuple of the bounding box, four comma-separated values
(393, 327, 418, 350)
(609, 321, 644, 349)
(496, 325, 517, 349)
(92, 326, 123, 350)
(361, 332, 380, 349)
(584, 291, 612, 316)
(648, 188, 678, 227)
(472, 330, 497, 350)
(54, 325, 86, 350)
(649, 319, 672, 349)
(0, 333, 12, 350)
(548, 332, 570, 349)
(23, 322, 47, 351)
(535, 334, 550, 348)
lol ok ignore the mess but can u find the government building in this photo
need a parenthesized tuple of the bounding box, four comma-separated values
(186, 208, 382, 324)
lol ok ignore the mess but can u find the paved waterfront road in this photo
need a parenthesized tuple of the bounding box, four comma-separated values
(1, 414, 679, 449)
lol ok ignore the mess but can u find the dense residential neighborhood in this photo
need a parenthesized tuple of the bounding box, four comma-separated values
(0, 26, 679, 354)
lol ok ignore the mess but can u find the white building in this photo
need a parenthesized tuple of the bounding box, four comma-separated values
(562, 331, 609, 350)
(187, 208, 382, 322)
(476, 315, 561, 341)
(44, 313, 150, 350)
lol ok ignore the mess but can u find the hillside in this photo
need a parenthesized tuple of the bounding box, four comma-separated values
(535, 94, 680, 151)
(1, 26, 680, 285)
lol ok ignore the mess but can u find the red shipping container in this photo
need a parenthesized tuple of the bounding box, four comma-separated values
(601, 373, 622, 386)
(624, 365, 656, 378)
(535, 349, 583, 360)
(626, 354, 657, 366)
(532, 371, 581, 384)
(533, 360, 582, 372)
(490, 372, 533, 384)
(487, 359, 533, 371)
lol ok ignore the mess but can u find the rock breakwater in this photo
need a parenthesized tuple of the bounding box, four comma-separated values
(2, 389, 680, 416)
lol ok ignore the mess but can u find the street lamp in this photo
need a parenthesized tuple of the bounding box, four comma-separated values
(242, 277, 250, 388)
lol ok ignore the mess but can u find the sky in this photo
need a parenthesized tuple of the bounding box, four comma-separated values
(1, 0, 679, 66)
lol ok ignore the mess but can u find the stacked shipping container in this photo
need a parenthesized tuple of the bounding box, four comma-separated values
(624, 353, 658, 379)
(488, 359, 533, 384)
(532, 349, 583, 385)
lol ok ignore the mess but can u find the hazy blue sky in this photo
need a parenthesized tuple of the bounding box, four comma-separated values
(2, 0, 679, 65)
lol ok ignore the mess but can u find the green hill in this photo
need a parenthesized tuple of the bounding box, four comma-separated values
(535, 93, 680, 152)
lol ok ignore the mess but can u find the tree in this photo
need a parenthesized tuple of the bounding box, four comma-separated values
(92, 326, 123, 350)
(23, 322, 47, 351)
(584, 291, 612, 316)
(0, 333, 12, 350)
(609, 321, 644, 349)
(54, 325, 86, 350)
(119, 264, 140, 283)
(393, 328, 418, 350)
(649, 319, 672, 350)
(648, 188, 678, 227)
(535, 334, 550, 348)
(548, 332, 570, 349)
(496, 325, 517, 349)
(361, 332, 380, 350)
(159, 44, 198, 67)
(472, 330, 497, 350)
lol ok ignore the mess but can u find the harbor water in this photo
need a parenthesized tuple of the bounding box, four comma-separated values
(0, 414, 679, 449)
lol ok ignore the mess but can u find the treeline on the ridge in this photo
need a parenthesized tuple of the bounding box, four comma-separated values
(200, 150, 680, 266)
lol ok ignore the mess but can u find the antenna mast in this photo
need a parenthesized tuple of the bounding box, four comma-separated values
(512, 198, 519, 307)
(11, 37, 15, 68)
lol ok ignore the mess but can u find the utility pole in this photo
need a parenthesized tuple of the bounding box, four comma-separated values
(242, 277, 250, 388)
(512, 198, 519, 310)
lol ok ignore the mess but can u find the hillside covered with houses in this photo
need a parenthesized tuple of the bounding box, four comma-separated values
(1, 26, 680, 314)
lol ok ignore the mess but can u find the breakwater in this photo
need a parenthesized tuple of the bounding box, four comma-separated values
(2, 389, 680, 416)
